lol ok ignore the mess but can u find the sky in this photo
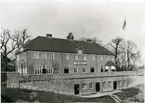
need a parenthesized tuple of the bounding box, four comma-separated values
(0, 0, 145, 64)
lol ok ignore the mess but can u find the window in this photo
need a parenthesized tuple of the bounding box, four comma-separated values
(83, 67, 87, 73)
(105, 66, 108, 72)
(107, 56, 109, 61)
(64, 67, 69, 73)
(51, 53, 55, 59)
(92, 55, 95, 60)
(42, 52, 47, 59)
(89, 83, 93, 89)
(66, 54, 69, 60)
(119, 81, 122, 86)
(102, 82, 106, 88)
(101, 66, 103, 72)
(90, 67, 94, 73)
(48, 67, 53, 74)
(74, 67, 78, 73)
(82, 84, 87, 90)
(108, 81, 111, 87)
(74, 55, 78, 60)
(84, 55, 87, 60)
(33, 52, 39, 59)
(100, 56, 103, 61)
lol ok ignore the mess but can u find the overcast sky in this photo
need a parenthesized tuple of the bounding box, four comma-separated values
(0, 0, 145, 63)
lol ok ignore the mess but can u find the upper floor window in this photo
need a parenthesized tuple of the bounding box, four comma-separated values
(101, 66, 103, 72)
(74, 67, 78, 73)
(100, 56, 103, 61)
(84, 55, 87, 61)
(82, 84, 87, 90)
(66, 54, 69, 60)
(92, 55, 95, 60)
(42, 52, 47, 59)
(83, 67, 87, 73)
(107, 56, 109, 61)
(90, 67, 94, 73)
(33, 52, 39, 59)
(74, 55, 78, 61)
(50, 53, 55, 60)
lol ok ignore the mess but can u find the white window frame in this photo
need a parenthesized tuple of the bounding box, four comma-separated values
(92, 55, 95, 61)
(100, 56, 103, 61)
(74, 55, 78, 60)
(33, 52, 39, 59)
(89, 83, 93, 89)
(84, 55, 87, 61)
(51, 53, 55, 60)
(82, 84, 87, 90)
(66, 54, 69, 60)
(42, 52, 47, 59)
(82, 67, 87, 73)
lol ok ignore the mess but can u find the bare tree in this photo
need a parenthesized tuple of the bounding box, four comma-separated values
(1, 28, 31, 71)
(79, 37, 104, 46)
(1, 29, 17, 71)
(12, 29, 30, 49)
(126, 40, 140, 70)
(107, 37, 124, 70)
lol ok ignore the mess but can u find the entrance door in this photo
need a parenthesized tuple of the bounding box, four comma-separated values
(113, 81, 117, 90)
(96, 82, 100, 92)
(42, 69, 46, 74)
(74, 84, 79, 95)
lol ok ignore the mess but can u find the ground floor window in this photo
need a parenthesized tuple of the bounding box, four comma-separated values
(89, 83, 93, 89)
(90, 67, 94, 73)
(102, 82, 106, 88)
(108, 81, 111, 87)
(64, 68, 69, 73)
(82, 84, 87, 90)
(83, 67, 87, 73)
(101, 66, 103, 72)
(74, 67, 78, 73)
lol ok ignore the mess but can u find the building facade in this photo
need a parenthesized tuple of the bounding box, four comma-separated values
(15, 33, 132, 95)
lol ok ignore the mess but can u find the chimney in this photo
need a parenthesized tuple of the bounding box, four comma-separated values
(46, 33, 52, 38)
(67, 32, 74, 40)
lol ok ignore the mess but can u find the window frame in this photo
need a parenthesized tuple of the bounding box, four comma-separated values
(90, 67, 95, 73)
(82, 83, 87, 90)
(89, 83, 93, 89)
(74, 67, 78, 73)
(74, 54, 78, 61)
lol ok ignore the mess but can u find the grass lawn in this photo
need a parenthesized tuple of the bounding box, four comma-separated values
(1, 87, 140, 103)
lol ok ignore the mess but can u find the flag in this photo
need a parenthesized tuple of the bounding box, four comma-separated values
(123, 20, 126, 30)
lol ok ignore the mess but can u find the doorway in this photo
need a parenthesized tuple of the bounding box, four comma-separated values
(113, 81, 117, 90)
(42, 69, 46, 74)
(74, 84, 79, 95)
(96, 82, 100, 92)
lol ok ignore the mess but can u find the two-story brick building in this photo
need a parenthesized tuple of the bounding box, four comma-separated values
(15, 33, 131, 95)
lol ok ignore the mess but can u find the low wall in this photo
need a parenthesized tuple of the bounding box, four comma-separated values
(5, 70, 144, 95)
